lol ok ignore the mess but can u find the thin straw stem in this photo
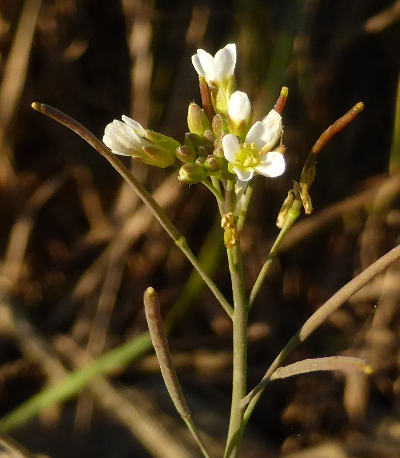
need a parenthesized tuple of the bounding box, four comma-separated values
(144, 288, 212, 458)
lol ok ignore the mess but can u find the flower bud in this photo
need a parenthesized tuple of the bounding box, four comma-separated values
(203, 129, 215, 143)
(176, 145, 196, 163)
(228, 91, 252, 139)
(187, 102, 210, 136)
(140, 145, 176, 168)
(213, 146, 224, 158)
(178, 163, 207, 183)
(212, 114, 227, 136)
(204, 155, 222, 172)
(184, 132, 203, 153)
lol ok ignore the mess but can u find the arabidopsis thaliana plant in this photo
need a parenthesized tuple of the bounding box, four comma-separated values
(191, 43, 236, 84)
(222, 109, 285, 182)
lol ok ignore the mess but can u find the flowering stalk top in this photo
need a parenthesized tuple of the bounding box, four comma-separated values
(102, 42, 287, 197)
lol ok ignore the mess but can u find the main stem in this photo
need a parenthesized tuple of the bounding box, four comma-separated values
(224, 243, 248, 457)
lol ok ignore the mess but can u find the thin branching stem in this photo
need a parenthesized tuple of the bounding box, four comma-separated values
(31, 103, 233, 319)
(249, 199, 302, 307)
(242, 240, 400, 422)
(202, 179, 224, 202)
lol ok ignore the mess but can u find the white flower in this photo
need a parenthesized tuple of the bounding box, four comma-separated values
(228, 91, 251, 125)
(103, 115, 149, 156)
(191, 43, 236, 84)
(222, 109, 285, 182)
(103, 115, 177, 167)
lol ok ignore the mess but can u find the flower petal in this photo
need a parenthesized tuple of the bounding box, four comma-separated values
(214, 44, 236, 80)
(191, 54, 205, 77)
(228, 91, 251, 124)
(261, 109, 282, 150)
(122, 115, 147, 137)
(233, 167, 254, 182)
(222, 134, 240, 162)
(245, 121, 267, 150)
(103, 120, 141, 156)
(225, 43, 237, 68)
(196, 49, 215, 81)
(256, 151, 285, 177)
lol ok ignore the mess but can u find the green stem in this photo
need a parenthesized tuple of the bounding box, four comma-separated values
(183, 416, 213, 458)
(249, 200, 301, 308)
(202, 178, 223, 202)
(211, 176, 224, 216)
(237, 181, 254, 233)
(224, 243, 248, 458)
(31, 103, 232, 319)
(223, 179, 248, 457)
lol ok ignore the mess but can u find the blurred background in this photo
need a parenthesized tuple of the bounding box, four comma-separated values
(0, 0, 399, 456)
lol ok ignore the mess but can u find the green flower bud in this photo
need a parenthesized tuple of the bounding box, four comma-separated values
(212, 114, 227, 136)
(195, 156, 206, 166)
(203, 129, 215, 143)
(140, 145, 176, 168)
(178, 163, 207, 183)
(176, 145, 196, 163)
(204, 155, 222, 172)
(184, 132, 203, 153)
(187, 102, 210, 136)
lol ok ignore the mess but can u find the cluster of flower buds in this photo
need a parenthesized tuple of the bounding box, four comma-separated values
(102, 43, 287, 193)
(177, 102, 230, 184)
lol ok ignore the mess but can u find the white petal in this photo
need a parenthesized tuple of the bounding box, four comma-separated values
(196, 49, 215, 81)
(122, 115, 147, 136)
(233, 167, 254, 182)
(191, 54, 205, 76)
(222, 134, 240, 162)
(224, 43, 237, 68)
(103, 120, 141, 156)
(228, 91, 251, 124)
(245, 121, 267, 150)
(256, 151, 285, 177)
(261, 109, 282, 150)
(214, 45, 235, 80)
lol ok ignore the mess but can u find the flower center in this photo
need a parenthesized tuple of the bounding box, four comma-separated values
(234, 143, 260, 170)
